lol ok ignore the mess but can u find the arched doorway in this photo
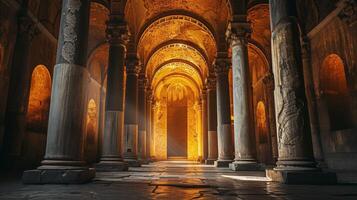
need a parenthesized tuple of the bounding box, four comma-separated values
(320, 54, 352, 131)
(167, 83, 188, 159)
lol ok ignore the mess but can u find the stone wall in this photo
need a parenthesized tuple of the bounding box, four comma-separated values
(310, 15, 357, 170)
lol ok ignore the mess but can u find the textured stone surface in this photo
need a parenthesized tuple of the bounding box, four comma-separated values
(2, 161, 357, 199)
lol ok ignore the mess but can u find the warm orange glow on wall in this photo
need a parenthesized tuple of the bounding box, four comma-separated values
(152, 75, 202, 161)
(256, 101, 267, 144)
(84, 99, 98, 163)
(320, 54, 348, 95)
(26, 65, 51, 132)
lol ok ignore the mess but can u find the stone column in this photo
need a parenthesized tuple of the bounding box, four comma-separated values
(214, 55, 234, 167)
(301, 37, 326, 168)
(206, 76, 218, 165)
(23, 0, 94, 184)
(4, 9, 38, 159)
(228, 19, 260, 171)
(138, 75, 148, 164)
(201, 88, 208, 162)
(123, 56, 141, 167)
(96, 17, 129, 172)
(146, 88, 153, 162)
(266, 0, 336, 184)
(263, 74, 278, 162)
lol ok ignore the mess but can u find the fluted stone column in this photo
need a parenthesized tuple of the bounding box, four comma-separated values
(96, 17, 129, 172)
(146, 89, 153, 162)
(228, 20, 261, 171)
(214, 55, 234, 167)
(266, 0, 336, 184)
(138, 75, 148, 164)
(201, 88, 208, 162)
(123, 56, 141, 167)
(23, 0, 94, 184)
(4, 8, 38, 160)
(301, 37, 326, 168)
(206, 76, 218, 165)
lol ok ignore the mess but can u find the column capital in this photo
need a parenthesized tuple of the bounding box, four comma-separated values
(17, 10, 39, 41)
(126, 56, 141, 75)
(213, 56, 231, 75)
(146, 89, 153, 102)
(201, 88, 207, 100)
(206, 75, 216, 90)
(338, 0, 357, 27)
(138, 76, 148, 90)
(226, 19, 251, 47)
(106, 16, 130, 46)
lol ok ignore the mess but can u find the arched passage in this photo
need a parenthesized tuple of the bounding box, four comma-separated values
(26, 65, 51, 132)
(320, 54, 352, 131)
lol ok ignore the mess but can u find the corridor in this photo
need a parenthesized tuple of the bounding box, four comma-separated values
(1, 161, 357, 199)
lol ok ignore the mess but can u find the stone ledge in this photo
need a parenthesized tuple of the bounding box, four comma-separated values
(266, 169, 337, 185)
(22, 168, 95, 184)
(229, 161, 265, 171)
(95, 161, 129, 172)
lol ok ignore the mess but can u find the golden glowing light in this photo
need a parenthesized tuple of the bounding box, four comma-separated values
(26, 65, 51, 131)
(84, 99, 98, 163)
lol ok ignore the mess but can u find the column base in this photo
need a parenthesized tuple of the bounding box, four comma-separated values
(22, 166, 95, 184)
(229, 161, 265, 171)
(124, 159, 141, 167)
(205, 159, 216, 165)
(266, 169, 337, 184)
(214, 160, 233, 168)
(95, 161, 129, 172)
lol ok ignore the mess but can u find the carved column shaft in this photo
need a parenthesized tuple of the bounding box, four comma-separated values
(229, 20, 259, 170)
(123, 56, 141, 166)
(214, 56, 234, 167)
(138, 76, 147, 162)
(206, 76, 218, 164)
(270, 0, 316, 170)
(97, 16, 129, 171)
(4, 9, 38, 157)
(23, 0, 95, 184)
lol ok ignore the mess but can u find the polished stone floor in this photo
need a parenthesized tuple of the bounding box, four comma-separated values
(1, 161, 357, 199)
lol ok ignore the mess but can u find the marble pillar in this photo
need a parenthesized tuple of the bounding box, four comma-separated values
(201, 88, 208, 162)
(123, 56, 141, 167)
(23, 0, 94, 184)
(4, 9, 38, 159)
(138, 75, 148, 164)
(96, 17, 129, 172)
(206, 76, 218, 165)
(228, 20, 261, 171)
(214, 55, 234, 167)
(266, 0, 336, 184)
(301, 37, 326, 168)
